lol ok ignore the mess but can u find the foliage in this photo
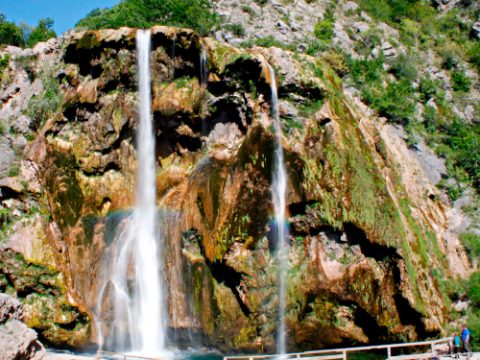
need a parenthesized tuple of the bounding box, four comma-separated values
(0, 14, 23, 47)
(240, 35, 296, 51)
(320, 49, 349, 77)
(25, 18, 56, 48)
(25, 69, 62, 130)
(313, 1, 335, 50)
(0, 14, 56, 48)
(460, 233, 480, 261)
(389, 53, 417, 81)
(451, 71, 471, 92)
(357, 0, 435, 25)
(418, 76, 441, 103)
(0, 53, 9, 82)
(76, 0, 220, 36)
(443, 120, 480, 190)
(468, 43, 480, 71)
(347, 56, 385, 85)
(224, 23, 245, 37)
(363, 79, 416, 124)
(314, 18, 334, 43)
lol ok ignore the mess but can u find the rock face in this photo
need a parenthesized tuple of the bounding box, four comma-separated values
(0, 293, 45, 360)
(0, 26, 472, 352)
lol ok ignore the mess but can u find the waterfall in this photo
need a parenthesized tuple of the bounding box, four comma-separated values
(200, 45, 207, 87)
(95, 29, 166, 355)
(267, 64, 289, 356)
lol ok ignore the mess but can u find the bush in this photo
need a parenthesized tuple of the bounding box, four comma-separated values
(240, 35, 295, 51)
(451, 71, 471, 92)
(76, 0, 220, 35)
(389, 53, 418, 81)
(321, 49, 349, 77)
(224, 23, 245, 37)
(444, 119, 480, 190)
(347, 56, 385, 85)
(418, 76, 441, 103)
(460, 233, 480, 261)
(468, 43, 480, 71)
(314, 18, 334, 43)
(0, 14, 23, 46)
(25, 18, 56, 48)
(363, 79, 416, 124)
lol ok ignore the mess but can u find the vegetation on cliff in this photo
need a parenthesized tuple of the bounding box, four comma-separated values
(75, 0, 220, 35)
(0, 14, 56, 48)
(0, 0, 479, 353)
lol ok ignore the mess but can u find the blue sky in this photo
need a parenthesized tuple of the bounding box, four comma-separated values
(0, 0, 120, 35)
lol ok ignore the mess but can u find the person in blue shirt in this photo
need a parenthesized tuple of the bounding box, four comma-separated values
(461, 324, 471, 356)
(453, 332, 461, 359)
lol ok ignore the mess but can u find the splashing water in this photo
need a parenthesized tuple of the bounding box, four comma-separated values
(95, 29, 166, 355)
(266, 63, 289, 356)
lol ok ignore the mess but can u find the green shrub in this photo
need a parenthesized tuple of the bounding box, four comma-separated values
(363, 79, 416, 124)
(240, 35, 295, 51)
(460, 233, 480, 261)
(76, 0, 220, 36)
(438, 46, 461, 70)
(389, 53, 418, 81)
(418, 76, 440, 103)
(25, 18, 56, 48)
(444, 119, 480, 190)
(8, 164, 19, 177)
(451, 71, 471, 92)
(423, 105, 438, 132)
(314, 18, 334, 43)
(468, 43, 480, 71)
(25, 71, 62, 130)
(321, 49, 349, 77)
(224, 23, 245, 37)
(347, 56, 385, 85)
(0, 14, 57, 48)
(0, 14, 23, 46)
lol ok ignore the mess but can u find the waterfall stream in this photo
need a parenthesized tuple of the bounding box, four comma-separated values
(267, 64, 289, 356)
(95, 29, 166, 355)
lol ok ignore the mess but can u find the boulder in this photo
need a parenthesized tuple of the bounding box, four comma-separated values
(0, 293, 23, 323)
(0, 294, 45, 360)
(0, 319, 45, 360)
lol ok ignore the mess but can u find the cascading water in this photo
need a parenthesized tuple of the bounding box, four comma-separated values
(199, 45, 208, 87)
(267, 64, 289, 356)
(95, 29, 166, 355)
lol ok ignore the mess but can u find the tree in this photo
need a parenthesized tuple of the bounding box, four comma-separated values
(76, 0, 220, 35)
(0, 14, 24, 47)
(27, 18, 56, 47)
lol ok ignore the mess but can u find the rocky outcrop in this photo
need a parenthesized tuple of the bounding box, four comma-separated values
(0, 25, 474, 352)
(0, 293, 45, 360)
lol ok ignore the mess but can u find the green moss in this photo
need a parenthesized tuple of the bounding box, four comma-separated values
(76, 32, 101, 49)
(44, 150, 84, 230)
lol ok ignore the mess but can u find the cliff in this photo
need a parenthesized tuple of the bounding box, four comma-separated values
(0, 25, 472, 352)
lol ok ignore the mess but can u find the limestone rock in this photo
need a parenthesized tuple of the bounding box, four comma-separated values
(0, 294, 23, 323)
(0, 319, 45, 360)
(0, 294, 45, 360)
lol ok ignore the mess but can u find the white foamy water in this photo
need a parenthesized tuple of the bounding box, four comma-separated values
(95, 29, 166, 355)
(266, 63, 289, 356)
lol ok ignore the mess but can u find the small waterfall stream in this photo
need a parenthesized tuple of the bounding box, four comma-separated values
(266, 64, 289, 356)
(96, 29, 166, 355)
(199, 45, 208, 87)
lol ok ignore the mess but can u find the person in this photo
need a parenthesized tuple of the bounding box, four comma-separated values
(461, 324, 471, 356)
(453, 332, 461, 359)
